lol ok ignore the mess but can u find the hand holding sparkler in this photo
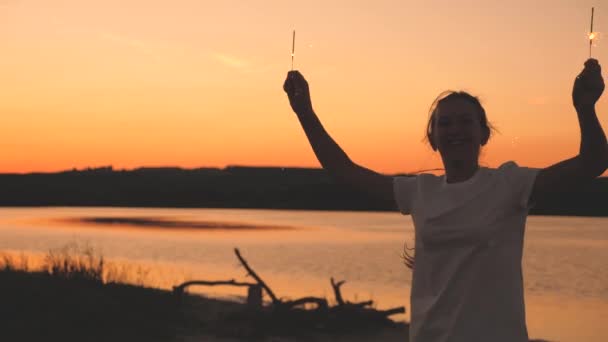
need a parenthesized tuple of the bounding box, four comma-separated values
(284, 71, 313, 115)
(284, 29, 312, 114)
(573, 59, 605, 110)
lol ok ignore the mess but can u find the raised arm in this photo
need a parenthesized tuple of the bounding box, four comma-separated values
(283, 71, 396, 208)
(530, 59, 608, 203)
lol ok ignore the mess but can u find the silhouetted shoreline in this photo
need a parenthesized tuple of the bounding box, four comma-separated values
(0, 245, 411, 342)
(1, 166, 607, 217)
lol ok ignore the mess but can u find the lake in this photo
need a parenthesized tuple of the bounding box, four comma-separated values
(0, 207, 606, 341)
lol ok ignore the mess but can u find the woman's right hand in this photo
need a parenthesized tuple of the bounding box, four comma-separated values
(572, 58, 605, 110)
(283, 70, 313, 115)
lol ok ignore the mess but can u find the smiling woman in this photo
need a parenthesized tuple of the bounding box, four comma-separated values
(424, 91, 495, 183)
(283, 56, 608, 342)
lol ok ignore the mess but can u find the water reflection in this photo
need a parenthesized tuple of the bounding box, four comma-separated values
(0, 208, 607, 341)
(58, 216, 297, 231)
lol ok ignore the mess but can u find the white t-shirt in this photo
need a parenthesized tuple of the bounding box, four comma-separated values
(393, 161, 540, 342)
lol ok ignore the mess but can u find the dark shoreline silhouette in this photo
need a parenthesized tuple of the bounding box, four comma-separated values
(0, 248, 553, 342)
(1, 166, 607, 217)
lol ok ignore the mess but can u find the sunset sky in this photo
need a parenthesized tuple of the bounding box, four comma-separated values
(1, 0, 607, 175)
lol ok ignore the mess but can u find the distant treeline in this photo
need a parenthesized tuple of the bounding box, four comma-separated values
(0, 166, 606, 216)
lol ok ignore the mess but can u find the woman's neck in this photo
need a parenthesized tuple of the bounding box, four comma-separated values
(444, 160, 479, 184)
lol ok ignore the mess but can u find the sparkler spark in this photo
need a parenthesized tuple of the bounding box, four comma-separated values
(510, 136, 520, 148)
(589, 7, 595, 57)
(584, 31, 601, 47)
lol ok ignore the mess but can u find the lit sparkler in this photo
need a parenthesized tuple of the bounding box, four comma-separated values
(589, 7, 595, 58)
(291, 30, 296, 70)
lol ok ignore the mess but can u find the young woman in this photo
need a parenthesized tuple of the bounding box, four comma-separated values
(283, 59, 607, 342)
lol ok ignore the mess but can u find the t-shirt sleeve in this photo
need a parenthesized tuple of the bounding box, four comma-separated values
(393, 176, 418, 215)
(499, 161, 541, 209)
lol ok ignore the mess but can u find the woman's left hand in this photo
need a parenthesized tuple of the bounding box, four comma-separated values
(573, 58, 605, 110)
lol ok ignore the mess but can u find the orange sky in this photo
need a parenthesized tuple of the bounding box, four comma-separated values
(1, 0, 607, 175)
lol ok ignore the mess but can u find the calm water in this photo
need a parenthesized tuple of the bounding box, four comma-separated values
(0, 207, 607, 341)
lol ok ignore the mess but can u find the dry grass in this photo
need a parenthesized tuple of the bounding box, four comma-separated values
(44, 242, 104, 283)
(0, 251, 29, 272)
(0, 243, 152, 286)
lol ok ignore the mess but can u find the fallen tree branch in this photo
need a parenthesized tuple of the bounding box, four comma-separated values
(330, 277, 374, 308)
(175, 248, 409, 336)
(283, 297, 328, 310)
(330, 277, 346, 305)
(379, 307, 406, 316)
(234, 248, 279, 305)
(172, 279, 256, 296)
(345, 300, 373, 308)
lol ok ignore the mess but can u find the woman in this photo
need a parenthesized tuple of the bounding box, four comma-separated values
(283, 59, 607, 342)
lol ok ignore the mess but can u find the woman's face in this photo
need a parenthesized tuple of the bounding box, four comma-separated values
(432, 98, 485, 163)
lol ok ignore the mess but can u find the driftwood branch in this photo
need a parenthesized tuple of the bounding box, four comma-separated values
(330, 277, 346, 305)
(234, 248, 279, 305)
(331, 277, 374, 308)
(379, 307, 405, 316)
(346, 300, 374, 308)
(172, 279, 256, 296)
(175, 248, 408, 336)
(284, 297, 328, 310)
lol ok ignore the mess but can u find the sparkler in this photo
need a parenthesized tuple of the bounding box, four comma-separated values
(589, 7, 595, 58)
(291, 30, 296, 70)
